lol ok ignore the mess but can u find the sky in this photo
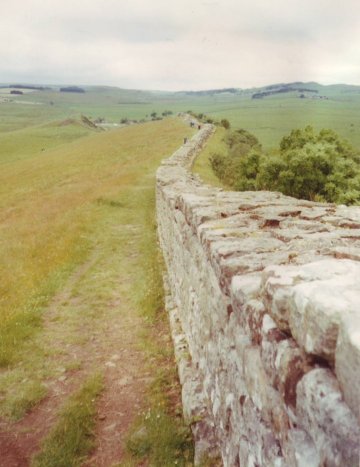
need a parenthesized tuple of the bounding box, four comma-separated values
(1, 0, 360, 91)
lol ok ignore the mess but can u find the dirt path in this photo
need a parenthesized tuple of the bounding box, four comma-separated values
(0, 219, 155, 466)
(84, 312, 150, 466)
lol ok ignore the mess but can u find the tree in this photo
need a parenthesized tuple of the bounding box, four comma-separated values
(210, 125, 360, 205)
(220, 119, 230, 129)
(259, 127, 360, 203)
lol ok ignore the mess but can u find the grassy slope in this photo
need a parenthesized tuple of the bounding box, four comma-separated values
(0, 120, 98, 165)
(192, 126, 229, 188)
(1, 116, 194, 465)
(0, 118, 191, 366)
(204, 95, 360, 150)
(0, 87, 176, 132)
(2, 84, 360, 150)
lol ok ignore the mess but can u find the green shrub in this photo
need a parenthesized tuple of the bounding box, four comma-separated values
(220, 119, 230, 129)
(210, 125, 360, 205)
(224, 128, 261, 152)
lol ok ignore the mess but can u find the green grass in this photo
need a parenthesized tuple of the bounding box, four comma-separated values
(204, 96, 360, 150)
(2, 379, 47, 421)
(109, 179, 194, 466)
(0, 114, 195, 465)
(0, 86, 180, 133)
(124, 329, 195, 467)
(2, 83, 360, 151)
(68, 133, 194, 466)
(31, 373, 104, 467)
(0, 117, 193, 417)
(126, 407, 193, 466)
(0, 117, 190, 367)
(0, 119, 100, 165)
(192, 126, 229, 188)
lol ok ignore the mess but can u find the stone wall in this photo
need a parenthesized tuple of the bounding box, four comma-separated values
(156, 123, 360, 466)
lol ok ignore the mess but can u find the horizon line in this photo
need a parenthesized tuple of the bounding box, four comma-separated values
(1, 80, 360, 94)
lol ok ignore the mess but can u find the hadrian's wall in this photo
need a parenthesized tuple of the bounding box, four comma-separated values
(156, 123, 360, 466)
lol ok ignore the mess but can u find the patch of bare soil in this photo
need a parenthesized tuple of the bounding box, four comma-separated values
(0, 374, 83, 466)
(84, 313, 152, 466)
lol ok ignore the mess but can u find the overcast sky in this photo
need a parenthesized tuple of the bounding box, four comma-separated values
(1, 0, 360, 91)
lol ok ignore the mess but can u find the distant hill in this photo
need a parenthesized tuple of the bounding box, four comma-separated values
(1, 81, 360, 98)
(252, 83, 319, 99)
(174, 82, 360, 99)
(249, 82, 360, 99)
(177, 88, 239, 96)
(10, 84, 50, 91)
(60, 86, 85, 93)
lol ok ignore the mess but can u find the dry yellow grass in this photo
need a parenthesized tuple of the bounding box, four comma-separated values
(0, 118, 191, 365)
(0, 116, 195, 465)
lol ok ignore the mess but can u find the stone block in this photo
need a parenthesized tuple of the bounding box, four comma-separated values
(335, 311, 360, 423)
(263, 259, 360, 362)
(296, 369, 360, 466)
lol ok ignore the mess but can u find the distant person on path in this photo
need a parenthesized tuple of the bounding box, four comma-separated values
(184, 137, 188, 144)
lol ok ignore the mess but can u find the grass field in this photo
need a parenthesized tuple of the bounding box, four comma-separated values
(192, 126, 229, 188)
(0, 113, 195, 465)
(2, 82, 360, 151)
(201, 94, 360, 150)
(0, 116, 190, 365)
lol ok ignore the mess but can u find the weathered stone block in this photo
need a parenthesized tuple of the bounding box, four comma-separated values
(296, 369, 360, 466)
(263, 259, 360, 362)
(335, 312, 360, 423)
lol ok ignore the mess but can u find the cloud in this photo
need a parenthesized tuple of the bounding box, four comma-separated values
(0, 0, 360, 89)
(31, 15, 186, 44)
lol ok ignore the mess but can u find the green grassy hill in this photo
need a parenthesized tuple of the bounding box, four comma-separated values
(176, 82, 360, 149)
(0, 116, 191, 366)
(2, 81, 360, 149)
(0, 113, 195, 465)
